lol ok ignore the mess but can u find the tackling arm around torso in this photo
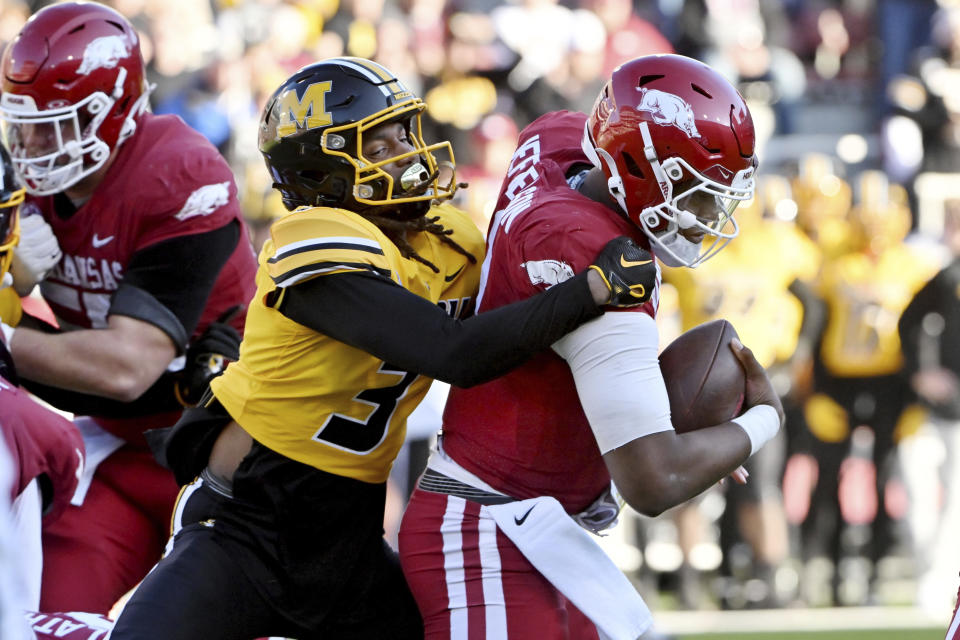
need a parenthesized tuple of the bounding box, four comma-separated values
(279, 269, 607, 388)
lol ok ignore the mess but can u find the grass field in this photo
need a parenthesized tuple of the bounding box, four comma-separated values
(654, 607, 949, 640)
(677, 631, 943, 640)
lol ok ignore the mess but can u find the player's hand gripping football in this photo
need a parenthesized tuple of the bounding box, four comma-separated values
(589, 236, 657, 307)
(730, 338, 785, 429)
(174, 305, 243, 407)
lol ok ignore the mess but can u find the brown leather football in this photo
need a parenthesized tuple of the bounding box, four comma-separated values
(659, 319, 746, 433)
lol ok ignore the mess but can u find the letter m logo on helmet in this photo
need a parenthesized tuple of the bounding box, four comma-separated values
(277, 81, 333, 138)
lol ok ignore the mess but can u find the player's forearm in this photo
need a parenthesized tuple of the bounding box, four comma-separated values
(604, 424, 751, 516)
(12, 326, 173, 402)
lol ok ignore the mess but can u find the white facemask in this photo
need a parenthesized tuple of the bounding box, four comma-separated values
(652, 232, 702, 268)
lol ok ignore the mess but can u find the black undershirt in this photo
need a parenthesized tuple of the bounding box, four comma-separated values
(20, 221, 242, 417)
(279, 269, 604, 389)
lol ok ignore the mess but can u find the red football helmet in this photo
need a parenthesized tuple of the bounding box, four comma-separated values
(0, 1, 151, 195)
(583, 54, 757, 267)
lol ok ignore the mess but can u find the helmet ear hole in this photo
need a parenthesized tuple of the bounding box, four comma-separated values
(622, 152, 645, 179)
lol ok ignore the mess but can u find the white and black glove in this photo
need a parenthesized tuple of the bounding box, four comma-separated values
(12, 214, 61, 293)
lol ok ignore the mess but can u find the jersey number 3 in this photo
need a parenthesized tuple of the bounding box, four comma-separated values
(312, 363, 419, 454)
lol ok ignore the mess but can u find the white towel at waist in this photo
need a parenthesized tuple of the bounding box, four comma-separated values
(70, 417, 125, 506)
(486, 496, 652, 640)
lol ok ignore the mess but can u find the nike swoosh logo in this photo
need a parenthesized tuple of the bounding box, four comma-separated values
(445, 265, 465, 282)
(92, 234, 115, 248)
(620, 254, 652, 268)
(514, 505, 536, 526)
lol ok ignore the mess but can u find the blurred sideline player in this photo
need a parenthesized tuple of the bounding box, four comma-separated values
(898, 198, 960, 613)
(790, 152, 856, 261)
(0, 2, 257, 613)
(802, 170, 939, 604)
(662, 174, 823, 608)
(398, 54, 785, 639)
(109, 57, 651, 639)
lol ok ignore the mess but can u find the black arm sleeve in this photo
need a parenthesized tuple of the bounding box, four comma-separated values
(279, 270, 604, 388)
(110, 220, 241, 353)
(20, 372, 182, 418)
(898, 271, 940, 377)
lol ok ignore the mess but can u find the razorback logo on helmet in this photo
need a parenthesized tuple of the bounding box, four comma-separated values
(277, 81, 333, 138)
(636, 88, 700, 139)
(76, 35, 131, 76)
(175, 182, 231, 221)
(522, 259, 574, 287)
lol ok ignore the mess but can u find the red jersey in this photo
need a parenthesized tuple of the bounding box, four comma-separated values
(0, 380, 83, 522)
(442, 111, 659, 512)
(23, 113, 257, 442)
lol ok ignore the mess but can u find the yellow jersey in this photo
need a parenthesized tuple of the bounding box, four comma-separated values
(665, 220, 821, 368)
(817, 243, 939, 378)
(0, 287, 22, 327)
(211, 202, 483, 483)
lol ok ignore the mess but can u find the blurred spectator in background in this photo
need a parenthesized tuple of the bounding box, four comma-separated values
(884, 4, 960, 191)
(702, 5, 806, 151)
(453, 112, 519, 229)
(579, 0, 672, 78)
(898, 198, 960, 615)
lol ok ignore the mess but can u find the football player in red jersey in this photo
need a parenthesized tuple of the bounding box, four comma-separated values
(0, 1, 258, 614)
(0, 142, 85, 618)
(398, 54, 785, 639)
(947, 590, 960, 640)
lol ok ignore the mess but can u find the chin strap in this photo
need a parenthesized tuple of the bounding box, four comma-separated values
(638, 122, 672, 204)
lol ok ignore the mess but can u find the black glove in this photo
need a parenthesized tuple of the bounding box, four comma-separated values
(588, 236, 657, 307)
(175, 305, 243, 407)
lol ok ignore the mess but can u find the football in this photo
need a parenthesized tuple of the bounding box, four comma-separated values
(659, 319, 746, 433)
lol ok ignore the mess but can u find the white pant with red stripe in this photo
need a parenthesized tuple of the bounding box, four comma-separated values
(947, 582, 960, 640)
(400, 487, 604, 639)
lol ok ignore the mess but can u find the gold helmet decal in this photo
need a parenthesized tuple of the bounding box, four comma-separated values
(277, 81, 333, 138)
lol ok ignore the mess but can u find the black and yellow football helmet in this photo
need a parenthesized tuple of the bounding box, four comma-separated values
(0, 144, 24, 284)
(258, 57, 457, 218)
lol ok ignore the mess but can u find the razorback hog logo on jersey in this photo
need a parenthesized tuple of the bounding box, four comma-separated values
(522, 259, 574, 287)
(175, 182, 231, 221)
(76, 36, 131, 75)
(636, 88, 700, 139)
(277, 81, 333, 138)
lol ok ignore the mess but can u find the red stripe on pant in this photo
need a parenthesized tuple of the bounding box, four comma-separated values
(946, 582, 960, 640)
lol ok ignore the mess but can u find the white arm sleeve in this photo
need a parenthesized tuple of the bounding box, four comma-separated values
(552, 312, 673, 454)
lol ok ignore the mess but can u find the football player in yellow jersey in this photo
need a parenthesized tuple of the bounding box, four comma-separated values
(111, 58, 656, 640)
(802, 171, 941, 605)
(0, 144, 24, 382)
(663, 176, 824, 607)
